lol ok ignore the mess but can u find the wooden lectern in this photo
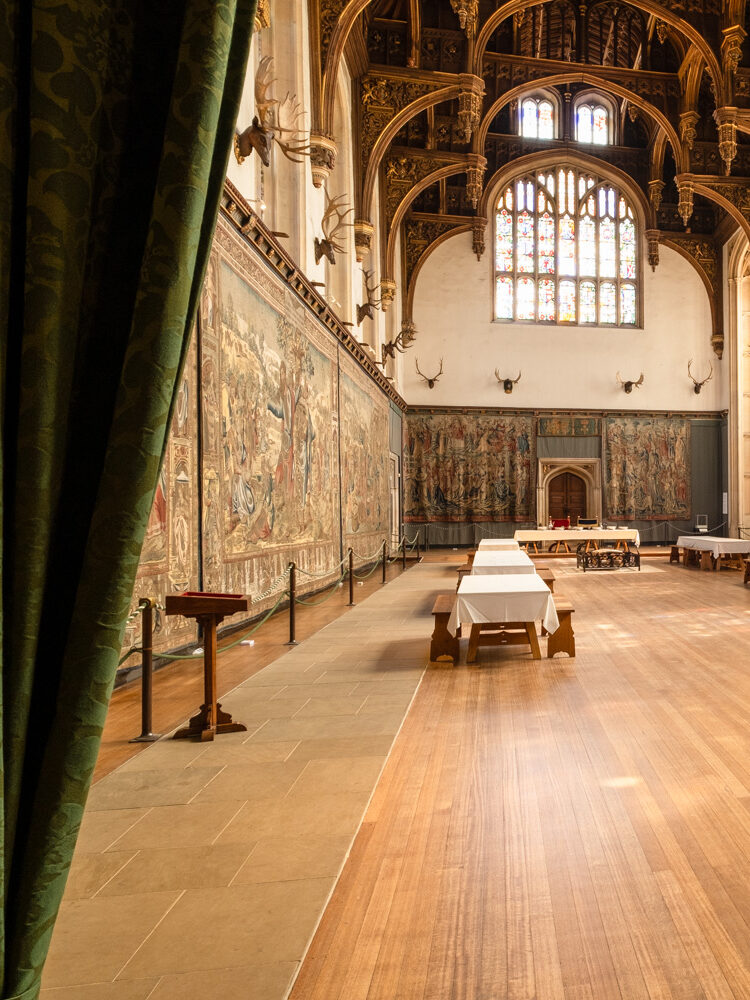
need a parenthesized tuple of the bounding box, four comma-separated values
(165, 592, 249, 741)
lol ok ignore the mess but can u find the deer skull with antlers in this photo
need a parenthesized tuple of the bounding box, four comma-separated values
(314, 192, 354, 265)
(495, 369, 521, 394)
(616, 372, 644, 393)
(379, 321, 417, 367)
(415, 357, 443, 389)
(234, 56, 311, 168)
(688, 359, 713, 394)
(357, 270, 382, 325)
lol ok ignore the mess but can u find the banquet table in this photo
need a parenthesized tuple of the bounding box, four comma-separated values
(448, 574, 559, 662)
(476, 539, 521, 551)
(471, 550, 535, 575)
(514, 528, 640, 552)
(675, 535, 750, 570)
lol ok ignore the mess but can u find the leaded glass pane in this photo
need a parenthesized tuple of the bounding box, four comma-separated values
(516, 180, 526, 212)
(600, 281, 616, 323)
(577, 105, 593, 143)
(538, 279, 555, 321)
(538, 212, 555, 274)
(496, 208, 513, 271)
(516, 211, 534, 272)
(620, 283, 636, 324)
(559, 214, 576, 275)
(579, 215, 596, 276)
(538, 101, 554, 138)
(517, 277, 535, 320)
(619, 217, 636, 279)
(580, 280, 597, 323)
(600, 217, 616, 277)
(567, 170, 575, 213)
(522, 99, 538, 138)
(593, 106, 608, 144)
(496, 276, 513, 319)
(559, 280, 576, 322)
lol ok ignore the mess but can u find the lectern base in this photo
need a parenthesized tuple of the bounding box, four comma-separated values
(173, 702, 248, 742)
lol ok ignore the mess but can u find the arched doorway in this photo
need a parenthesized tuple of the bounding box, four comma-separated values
(548, 471, 587, 522)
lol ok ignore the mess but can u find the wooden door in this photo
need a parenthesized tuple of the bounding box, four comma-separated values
(548, 472, 587, 522)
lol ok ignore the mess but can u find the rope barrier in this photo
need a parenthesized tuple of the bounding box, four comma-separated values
(254, 565, 292, 602)
(353, 560, 383, 581)
(350, 543, 386, 562)
(296, 554, 349, 579)
(296, 573, 347, 606)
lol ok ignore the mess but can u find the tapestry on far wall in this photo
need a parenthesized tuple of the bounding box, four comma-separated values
(403, 412, 535, 522)
(339, 351, 391, 558)
(605, 416, 691, 520)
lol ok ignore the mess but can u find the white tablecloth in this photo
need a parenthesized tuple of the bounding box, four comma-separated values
(675, 536, 749, 557)
(477, 539, 520, 551)
(515, 528, 640, 547)
(471, 551, 535, 575)
(448, 575, 559, 636)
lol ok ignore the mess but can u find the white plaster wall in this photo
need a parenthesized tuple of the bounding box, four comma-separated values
(408, 232, 727, 412)
(226, 34, 261, 204)
(325, 64, 358, 325)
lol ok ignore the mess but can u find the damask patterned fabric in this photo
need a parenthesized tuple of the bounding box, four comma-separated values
(0, 2, 255, 996)
(605, 416, 691, 519)
(404, 412, 535, 522)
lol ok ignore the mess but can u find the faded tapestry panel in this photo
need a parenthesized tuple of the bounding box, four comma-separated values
(123, 331, 201, 659)
(538, 416, 600, 437)
(205, 224, 340, 607)
(404, 412, 535, 522)
(339, 350, 390, 562)
(605, 416, 691, 520)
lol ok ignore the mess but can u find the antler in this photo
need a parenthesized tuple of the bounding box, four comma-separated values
(273, 92, 311, 162)
(494, 368, 502, 382)
(688, 359, 713, 385)
(254, 56, 277, 127)
(363, 269, 382, 308)
(321, 193, 354, 252)
(512, 370, 522, 384)
(634, 372, 644, 387)
(415, 358, 426, 380)
(616, 371, 625, 386)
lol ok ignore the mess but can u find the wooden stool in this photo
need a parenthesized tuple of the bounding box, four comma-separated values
(430, 594, 459, 663)
(547, 597, 575, 658)
(669, 545, 681, 564)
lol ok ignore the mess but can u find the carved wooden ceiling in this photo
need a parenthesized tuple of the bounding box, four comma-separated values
(308, 0, 750, 356)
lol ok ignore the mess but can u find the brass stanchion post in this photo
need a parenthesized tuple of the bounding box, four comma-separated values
(348, 548, 355, 606)
(381, 540, 387, 583)
(130, 599, 162, 743)
(286, 563, 298, 645)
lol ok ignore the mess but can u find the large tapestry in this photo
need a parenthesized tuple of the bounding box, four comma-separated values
(339, 350, 390, 562)
(605, 416, 691, 519)
(404, 412, 535, 522)
(203, 228, 340, 605)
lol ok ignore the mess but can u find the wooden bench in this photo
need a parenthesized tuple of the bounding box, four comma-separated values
(456, 566, 471, 591)
(534, 564, 555, 592)
(430, 594, 459, 663)
(547, 596, 575, 658)
(669, 545, 681, 564)
(745, 559, 750, 585)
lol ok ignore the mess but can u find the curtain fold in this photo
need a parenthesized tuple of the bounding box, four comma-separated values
(0, 2, 256, 995)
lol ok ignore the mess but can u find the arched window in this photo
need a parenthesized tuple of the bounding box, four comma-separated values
(576, 102, 610, 144)
(494, 167, 639, 326)
(519, 96, 556, 139)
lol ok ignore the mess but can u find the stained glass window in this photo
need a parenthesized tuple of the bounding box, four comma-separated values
(576, 103, 610, 145)
(494, 165, 639, 326)
(518, 97, 557, 139)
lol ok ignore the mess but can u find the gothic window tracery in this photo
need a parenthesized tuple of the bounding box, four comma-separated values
(518, 94, 557, 139)
(494, 167, 639, 327)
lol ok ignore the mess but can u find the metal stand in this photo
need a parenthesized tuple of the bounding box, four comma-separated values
(286, 562, 298, 645)
(130, 599, 162, 743)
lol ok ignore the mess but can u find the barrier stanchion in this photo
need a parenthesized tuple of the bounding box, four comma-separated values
(416, 532, 421, 561)
(402, 538, 406, 570)
(381, 540, 387, 583)
(130, 599, 162, 743)
(286, 562, 298, 645)
(348, 548, 355, 606)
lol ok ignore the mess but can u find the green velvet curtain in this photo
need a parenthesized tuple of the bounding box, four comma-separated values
(0, 2, 256, 996)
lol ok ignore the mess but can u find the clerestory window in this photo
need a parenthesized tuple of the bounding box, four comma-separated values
(575, 102, 611, 144)
(519, 96, 556, 139)
(494, 167, 638, 326)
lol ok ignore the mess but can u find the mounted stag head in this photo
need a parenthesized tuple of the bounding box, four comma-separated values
(357, 270, 382, 325)
(415, 357, 443, 389)
(314, 193, 353, 265)
(379, 321, 417, 367)
(234, 56, 310, 167)
(616, 371, 644, 393)
(688, 359, 713, 394)
(494, 369, 521, 394)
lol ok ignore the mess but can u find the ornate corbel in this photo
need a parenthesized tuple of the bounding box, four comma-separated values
(679, 111, 699, 151)
(676, 176, 695, 227)
(656, 20, 669, 44)
(380, 278, 397, 311)
(465, 154, 487, 209)
(714, 107, 738, 175)
(450, 0, 479, 37)
(645, 229, 660, 271)
(722, 25, 746, 78)
(472, 217, 487, 260)
(648, 179, 665, 213)
(457, 74, 485, 144)
(353, 219, 375, 262)
(254, 0, 270, 32)
(309, 134, 338, 189)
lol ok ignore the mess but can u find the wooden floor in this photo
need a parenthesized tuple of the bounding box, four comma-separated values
(291, 556, 750, 1000)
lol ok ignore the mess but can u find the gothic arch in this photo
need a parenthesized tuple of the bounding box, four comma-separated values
(405, 224, 472, 320)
